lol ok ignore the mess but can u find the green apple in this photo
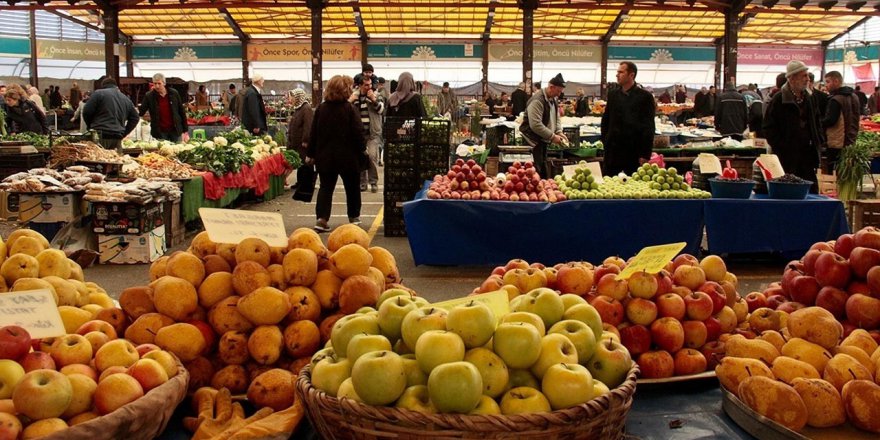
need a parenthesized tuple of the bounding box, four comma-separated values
(463, 347, 509, 398)
(492, 322, 542, 369)
(414, 330, 465, 374)
(351, 350, 407, 406)
(336, 377, 363, 402)
(411, 296, 431, 308)
(548, 319, 597, 364)
(377, 288, 416, 308)
(393, 338, 414, 355)
(562, 303, 604, 343)
(592, 380, 610, 398)
(312, 356, 352, 397)
(509, 294, 528, 311)
(560, 293, 588, 311)
(0, 360, 25, 399)
(346, 334, 393, 365)
(378, 295, 419, 342)
(505, 369, 540, 392)
(400, 306, 448, 350)
(499, 386, 551, 415)
(446, 301, 496, 348)
(394, 385, 437, 413)
(401, 354, 427, 386)
(586, 338, 633, 389)
(357, 306, 377, 314)
(427, 361, 483, 414)
(499, 312, 546, 336)
(601, 330, 621, 344)
(469, 395, 502, 415)
(530, 333, 578, 379)
(310, 347, 337, 368)
(541, 363, 596, 410)
(330, 314, 381, 358)
(512, 288, 565, 328)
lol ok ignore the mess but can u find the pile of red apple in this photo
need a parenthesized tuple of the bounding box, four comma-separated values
(0, 324, 181, 438)
(753, 226, 880, 340)
(426, 160, 565, 202)
(475, 254, 749, 380)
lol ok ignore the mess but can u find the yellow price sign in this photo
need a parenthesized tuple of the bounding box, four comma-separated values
(432, 290, 510, 322)
(616, 242, 687, 280)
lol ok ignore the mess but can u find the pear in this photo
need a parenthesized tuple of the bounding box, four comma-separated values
(791, 378, 846, 428)
(155, 323, 206, 362)
(237, 286, 291, 325)
(738, 376, 808, 432)
(248, 325, 283, 365)
(757, 330, 786, 353)
(725, 335, 779, 364)
(771, 357, 820, 385)
(834, 345, 875, 375)
(841, 380, 880, 433)
(781, 338, 832, 373)
(715, 357, 774, 397)
(787, 307, 843, 350)
(840, 329, 879, 357)
(823, 353, 872, 392)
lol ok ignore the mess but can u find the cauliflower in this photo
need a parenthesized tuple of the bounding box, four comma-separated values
(159, 145, 175, 156)
(271, 147, 281, 155)
(202, 141, 215, 149)
(232, 142, 246, 151)
(215, 137, 229, 147)
(269, 141, 278, 148)
(263, 135, 272, 143)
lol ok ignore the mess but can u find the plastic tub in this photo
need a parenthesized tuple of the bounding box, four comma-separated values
(709, 178, 756, 199)
(767, 180, 812, 200)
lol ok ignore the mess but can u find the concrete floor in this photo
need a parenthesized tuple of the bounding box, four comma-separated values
(63, 166, 789, 301)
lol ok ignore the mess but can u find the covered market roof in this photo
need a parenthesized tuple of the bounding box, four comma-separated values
(0, 0, 877, 46)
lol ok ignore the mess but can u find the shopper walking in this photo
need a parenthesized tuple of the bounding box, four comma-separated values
(27, 87, 46, 115)
(675, 85, 688, 104)
(376, 78, 390, 102)
(221, 84, 236, 115)
(715, 83, 748, 141)
(139, 74, 188, 142)
(821, 71, 861, 173)
(288, 89, 315, 202)
(387, 72, 426, 118)
(49, 86, 62, 109)
(575, 88, 589, 117)
(869, 87, 880, 115)
(4, 85, 48, 135)
(376, 77, 390, 166)
(436, 82, 458, 118)
(856, 85, 869, 115)
(195, 85, 209, 107)
(763, 61, 823, 193)
(69, 82, 82, 111)
(41, 88, 50, 109)
(707, 86, 717, 115)
(82, 78, 139, 152)
(519, 73, 567, 177)
(511, 82, 528, 117)
(601, 62, 656, 176)
(351, 74, 384, 193)
(242, 74, 268, 135)
(693, 87, 710, 117)
(306, 75, 366, 232)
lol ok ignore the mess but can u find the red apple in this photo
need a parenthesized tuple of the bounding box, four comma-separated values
(0, 326, 31, 361)
(815, 286, 849, 320)
(655, 270, 674, 295)
(834, 233, 856, 258)
(593, 264, 621, 281)
(674, 348, 708, 376)
(849, 247, 880, 279)
(789, 275, 821, 306)
(766, 295, 787, 310)
(814, 252, 851, 288)
(638, 350, 675, 379)
(840, 320, 858, 337)
(703, 317, 722, 342)
(542, 268, 558, 290)
(656, 293, 686, 320)
(869, 330, 880, 345)
(700, 285, 727, 315)
(682, 320, 708, 349)
(763, 285, 785, 300)
(479, 275, 505, 294)
(135, 344, 161, 357)
(672, 254, 699, 270)
(490, 266, 506, 277)
(670, 285, 692, 298)
(684, 292, 714, 321)
(673, 265, 707, 291)
(625, 298, 658, 326)
(699, 341, 726, 369)
(555, 264, 594, 296)
(503, 259, 530, 272)
(802, 249, 826, 276)
(848, 281, 871, 295)
(185, 320, 216, 355)
(603, 256, 626, 269)
(596, 273, 628, 301)
(19, 352, 55, 372)
(845, 294, 880, 329)
(529, 262, 545, 270)
(590, 296, 625, 327)
(618, 324, 651, 357)
(776, 301, 805, 314)
(744, 292, 768, 312)
(650, 317, 685, 353)
(867, 266, 880, 297)
(780, 264, 804, 297)
(853, 226, 880, 250)
(810, 241, 834, 252)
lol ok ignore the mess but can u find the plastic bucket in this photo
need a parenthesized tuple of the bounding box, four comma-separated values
(709, 178, 756, 199)
(767, 180, 812, 200)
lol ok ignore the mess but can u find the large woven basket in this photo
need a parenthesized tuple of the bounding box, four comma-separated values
(296, 362, 639, 440)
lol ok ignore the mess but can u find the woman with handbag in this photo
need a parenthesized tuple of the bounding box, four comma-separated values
(306, 75, 367, 232)
(288, 89, 316, 202)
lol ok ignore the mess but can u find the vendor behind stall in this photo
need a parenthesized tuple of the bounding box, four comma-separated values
(83, 78, 139, 152)
(4, 84, 48, 135)
(601, 62, 656, 176)
(519, 74, 567, 176)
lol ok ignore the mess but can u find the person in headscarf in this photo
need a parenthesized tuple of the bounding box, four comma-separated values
(5, 85, 48, 135)
(288, 88, 316, 202)
(386, 72, 426, 118)
(27, 86, 46, 115)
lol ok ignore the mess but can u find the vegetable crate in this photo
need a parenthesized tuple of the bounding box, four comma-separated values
(849, 199, 880, 231)
(384, 117, 418, 144)
(486, 125, 513, 154)
(385, 143, 416, 168)
(418, 119, 451, 146)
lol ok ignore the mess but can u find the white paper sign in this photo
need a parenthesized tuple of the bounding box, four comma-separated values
(199, 208, 288, 247)
(697, 153, 723, 175)
(757, 154, 785, 178)
(0, 289, 65, 339)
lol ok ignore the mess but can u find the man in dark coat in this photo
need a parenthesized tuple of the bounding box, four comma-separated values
(601, 62, 656, 176)
(693, 87, 710, 117)
(856, 85, 869, 115)
(82, 78, 139, 152)
(763, 61, 823, 193)
(242, 74, 268, 135)
(139, 73, 188, 142)
(69, 82, 82, 110)
(511, 82, 528, 116)
(821, 70, 861, 173)
(715, 83, 748, 140)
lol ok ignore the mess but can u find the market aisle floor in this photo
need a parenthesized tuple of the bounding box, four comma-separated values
(80, 166, 786, 301)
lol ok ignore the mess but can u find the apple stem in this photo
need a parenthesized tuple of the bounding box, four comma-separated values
(849, 369, 856, 380)
(824, 352, 832, 359)
(146, 328, 157, 335)
(745, 366, 752, 377)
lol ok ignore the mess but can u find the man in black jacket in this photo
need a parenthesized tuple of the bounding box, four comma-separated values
(242, 74, 268, 135)
(511, 82, 528, 117)
(693, 87, 710, 117)
(821, 71, 861, 173)
(83, 78, 139, 152)
(715, 84, 747, 140)
(855, 85, 869, 115)
(601, 62, 656, 176)
(139, 73, 188, 142)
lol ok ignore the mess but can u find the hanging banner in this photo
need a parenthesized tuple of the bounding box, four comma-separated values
(737, 47, 823, 67)
(132, 44, 241, 61)
(0, 37, 29, 57)
(488, 43, 601, 63)
(826, 46, 879, 64)
(246, 42, 362, 62)
(608, 46, 715, 63)
(36, 40, 127, 62)
(366, 43, 481, 59)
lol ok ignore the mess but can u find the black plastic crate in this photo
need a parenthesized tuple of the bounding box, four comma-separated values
(420, 145, 449, 167)
(384, 117, 418, 143)
(384, 190, 416, 204)
(385, 203, 405, 219)
(385, 168, 418, 186)
(0, 153, 47, 169)
(386, 143, 416, 168)
(384, 215, 407, 237)
(563, 127, 580, 144)
(486, 125, 513, 154)
(418, 119, 451, 146)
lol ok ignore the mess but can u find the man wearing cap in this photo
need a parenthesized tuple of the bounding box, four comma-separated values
(601, 62, 656, 175)
(362, 64, 378, 89)
(350, 73, 384, 193)
(763, 60, 823, 192)
(519, 74, 568, 176)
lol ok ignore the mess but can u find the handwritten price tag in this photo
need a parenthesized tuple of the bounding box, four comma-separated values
(199, 208, 288, 248)
(0, 289, 65, 339)
(616, 242, 687, 280)
(697, 153, 722, 175)
(757, 154, 785, 179)
(432, 290, 509, 322)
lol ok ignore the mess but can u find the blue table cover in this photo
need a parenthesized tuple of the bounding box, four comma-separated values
(403, 194, 705, 266)
(704, 194, 850, 258)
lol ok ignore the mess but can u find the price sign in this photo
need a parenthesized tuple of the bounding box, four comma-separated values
(432, 290, 509, 322)
(0, 289, 65, 338)
(199, 208, 288, 247)
(562, 162, 604, 184)
(697, 153, 722, 174)
(757, 154, 785, 179)
(616, 242, 687, 280)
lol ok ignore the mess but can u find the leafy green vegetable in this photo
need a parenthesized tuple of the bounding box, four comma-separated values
(1, 132, 49, 148)
(835, 132, 876, 202)
(282, 148, 302, 169)
(177, 144, 254, 176)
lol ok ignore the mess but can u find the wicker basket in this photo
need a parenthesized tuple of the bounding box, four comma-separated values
(296, 363, 639, 440)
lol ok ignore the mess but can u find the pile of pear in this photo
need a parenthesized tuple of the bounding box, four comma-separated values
(717, 306, 880, 434)
(117, 225, 402, 404)
(0, 230, 118, 331)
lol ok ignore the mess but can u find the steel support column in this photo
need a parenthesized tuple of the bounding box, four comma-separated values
(601, 41, 609, 99)
(29, 10, 37, 87)
(102, 5, 120, 81)
(521, 1, 536, 96)
(242, 40, 250, 85)
(308, 0, 325, 105)
(481, 37, 489, 97)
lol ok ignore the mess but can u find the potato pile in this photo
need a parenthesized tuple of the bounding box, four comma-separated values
(118, 225, 403, 406)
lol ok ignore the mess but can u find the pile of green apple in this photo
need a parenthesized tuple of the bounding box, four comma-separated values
(0, 324, 180, 439)
(308, 288, 633, 415)
(553, 163, 711, 200)
(556, 165, 600, 200)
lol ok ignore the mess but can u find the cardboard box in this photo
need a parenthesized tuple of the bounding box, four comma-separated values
(18, 192, 82, 224)
(91, 202, 164, 235)
(98, 225, 166, 264)
(163, 199, 183, 246)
